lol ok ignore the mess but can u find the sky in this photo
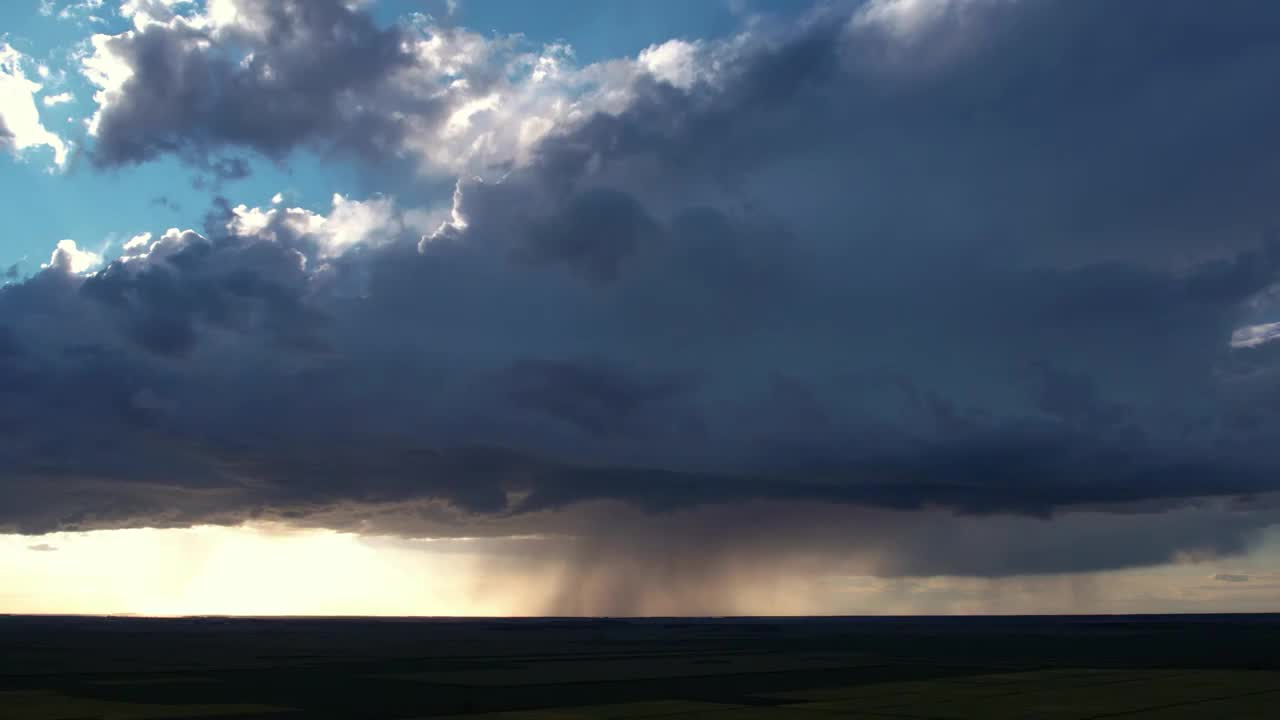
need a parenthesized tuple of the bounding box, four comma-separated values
(3, 0, 1280, 616)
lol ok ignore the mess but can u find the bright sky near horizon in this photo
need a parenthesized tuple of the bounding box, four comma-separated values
(6, 524, 1280, 617)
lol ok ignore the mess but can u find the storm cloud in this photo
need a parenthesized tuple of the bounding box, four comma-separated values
(85, 0, 414, 169)
(82, 0, 635, 177)
(6, 0, 1280, 593)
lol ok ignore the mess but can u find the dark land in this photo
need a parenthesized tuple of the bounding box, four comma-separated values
(3, 614, 1280, 718)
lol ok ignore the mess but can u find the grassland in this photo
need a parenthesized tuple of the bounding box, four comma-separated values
(2, 615, 1279, 718)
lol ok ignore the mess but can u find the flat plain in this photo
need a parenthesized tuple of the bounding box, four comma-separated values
(2, 615, 1279, 719)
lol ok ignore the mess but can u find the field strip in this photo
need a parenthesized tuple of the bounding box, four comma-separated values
(868, 670, 1201, 712)
(1080, 684, 1280, 719)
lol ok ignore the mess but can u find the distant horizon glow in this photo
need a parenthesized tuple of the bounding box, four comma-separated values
(3, 524, 1280, 617)
(0, 524, 546, 617)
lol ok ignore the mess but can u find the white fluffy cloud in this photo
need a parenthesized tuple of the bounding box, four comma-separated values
(41, 92, 74, 107)
(117, 227, 206, 264)
(638, 39, 707, 90)
(225, 193, 407, 258)
(0, 44, 68, 167)
(119, 231, 153, 256)
(119, 0, 196, 30)
(44, 239, 102, 274)
(41, 0, 107, 23)
(1231, 322, 1280, 349)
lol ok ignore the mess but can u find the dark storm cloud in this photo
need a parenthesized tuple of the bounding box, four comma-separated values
(0, 326, 20, 357)
(88, 0, 417, 169)
(499, 358, 693, 438)
(520, 189, 661, 283)
(544, 0, 1280, 267)
(79, 227, 324, 356)
(9, 0, 1280, 581)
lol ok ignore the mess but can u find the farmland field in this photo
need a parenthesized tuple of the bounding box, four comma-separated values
(2, 615, 1279, 718)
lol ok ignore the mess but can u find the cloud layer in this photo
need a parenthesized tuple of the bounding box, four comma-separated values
(6, 0, 1280, 598)
(83, 0, 646, 178)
